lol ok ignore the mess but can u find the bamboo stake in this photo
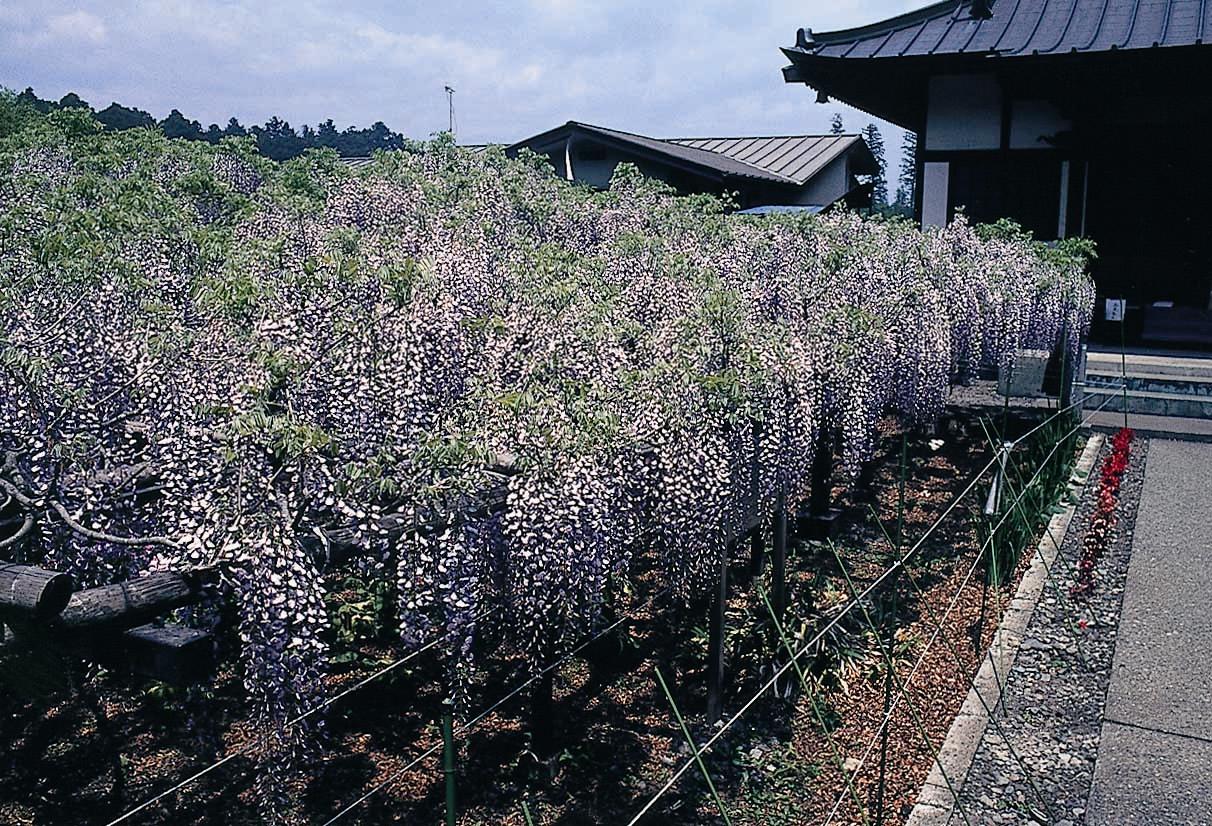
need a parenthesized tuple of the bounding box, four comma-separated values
(653, 667, 732, 825)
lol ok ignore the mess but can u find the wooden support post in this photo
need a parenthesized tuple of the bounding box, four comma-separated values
(1058, 318, 1073, 410)
(772, 494, 787, 625)
(706, 541, 731, 723)
(441, 696, 457, 826)
(531, 669, 555, 763)
(809, 430, 834, 518)
(748, 528, 765, 580)
(0, 564, 73, 620)
(805, 430, 841, 540)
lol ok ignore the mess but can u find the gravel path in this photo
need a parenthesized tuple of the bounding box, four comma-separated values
(950, 435, 1150, 825)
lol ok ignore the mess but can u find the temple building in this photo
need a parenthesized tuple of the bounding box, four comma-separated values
(782, 0, 1212, 345)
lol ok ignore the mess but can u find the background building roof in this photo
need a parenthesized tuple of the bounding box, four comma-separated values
(508, 121, 877, 187)
(668, 134, 878, 184)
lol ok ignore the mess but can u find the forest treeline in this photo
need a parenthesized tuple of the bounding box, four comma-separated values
(12, 87, 406, 160)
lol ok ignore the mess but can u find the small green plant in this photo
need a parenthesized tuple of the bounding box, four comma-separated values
(327, 575, 395, 665)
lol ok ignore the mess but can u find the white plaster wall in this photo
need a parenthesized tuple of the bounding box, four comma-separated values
(925, 74, 1002, 151)
(922, 161, 950, 228)
(791, 157, 849, 206)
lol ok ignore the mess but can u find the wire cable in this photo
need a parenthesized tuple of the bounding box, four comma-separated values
(624, 448, 1002, 826)
(321, 588, 671, 826)
(627, 390, 1120, 826)
(104, 604, 497, 826)
(817, 393, 1121, 824)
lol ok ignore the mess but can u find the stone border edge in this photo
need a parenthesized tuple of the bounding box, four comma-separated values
(903, 432, 1107, 826)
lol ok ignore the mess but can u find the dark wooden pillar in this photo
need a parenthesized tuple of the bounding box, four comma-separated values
(706, 541, 731, 723)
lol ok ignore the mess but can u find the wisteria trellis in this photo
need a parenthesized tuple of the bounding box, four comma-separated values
(0, 109, 1094, 815)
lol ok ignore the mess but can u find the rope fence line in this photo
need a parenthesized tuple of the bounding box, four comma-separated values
(818, 414, 1103, 826)
(623, 447, 1005, 826)
(99, 383, 1124, 826)
(625, 390, 1117, 826)
(826, 543, 976, 826)
(895, 539, 1056, 815)
(320, 587, 672, 826)
(103, 604, 498, 826)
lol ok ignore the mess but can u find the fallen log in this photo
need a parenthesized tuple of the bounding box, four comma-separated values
(0, 563, 74, 620)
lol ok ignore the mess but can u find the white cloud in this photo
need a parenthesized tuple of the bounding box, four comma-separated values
(44, 10, 107, 43)
(0, 0, 910, 163)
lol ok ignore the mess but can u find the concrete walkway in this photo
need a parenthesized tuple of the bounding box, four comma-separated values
(1087, 439, 1212, 825)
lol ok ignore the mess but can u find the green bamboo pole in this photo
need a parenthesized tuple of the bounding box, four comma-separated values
(874, 431, 907, 826)
(759, 587, 871, 825)
(653, 667, 733, 825)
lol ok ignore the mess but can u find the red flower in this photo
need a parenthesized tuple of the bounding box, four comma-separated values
(1072, 428, 1133, 599)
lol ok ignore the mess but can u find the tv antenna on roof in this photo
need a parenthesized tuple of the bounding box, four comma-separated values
(444, 85, 456, 137)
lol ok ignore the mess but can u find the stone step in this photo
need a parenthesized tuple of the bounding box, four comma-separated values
(1081, 386, 1212, 420)
(1084, 370, 1212, 398)
(1085, 351, 1212, 380)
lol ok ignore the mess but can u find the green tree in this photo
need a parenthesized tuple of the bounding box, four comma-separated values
(58, 92, 90, 110)
(830, 113, 844, 135)
(17, 87, 55, 113)
(315, 119, 339, 149)
(95, 102, 155, 130)
(252, 116, 304, 161)
(861, 123, 888, 208)
(894, 131, 918, 216)
(0, 88, 42, 138)
(160, 109, 203, 140)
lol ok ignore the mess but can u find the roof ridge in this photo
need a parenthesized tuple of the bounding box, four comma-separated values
(805, 0, 963, 46)
(667, 133, 859, 141)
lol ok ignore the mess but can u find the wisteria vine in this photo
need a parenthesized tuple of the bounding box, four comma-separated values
(0, 102, 1095, 815)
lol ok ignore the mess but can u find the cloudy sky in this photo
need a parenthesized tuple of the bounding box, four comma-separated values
(0, 1, 920, 173)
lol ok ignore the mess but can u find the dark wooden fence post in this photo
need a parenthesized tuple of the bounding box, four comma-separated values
(706, 541, 731, 723)
(1059, 318, 1073, 410)
(748, 529, 765, 579)
(804, 429, 839, 539)
(441, 696, 457, 826)
(531, 669, 555, 764)
(747, 419, 764, 579)
(772, 494, 787, 624)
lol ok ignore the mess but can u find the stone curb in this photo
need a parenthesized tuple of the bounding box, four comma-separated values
(903, 432, 1107, 826)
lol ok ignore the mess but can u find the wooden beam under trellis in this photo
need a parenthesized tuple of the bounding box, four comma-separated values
(0, 564, 217, 694)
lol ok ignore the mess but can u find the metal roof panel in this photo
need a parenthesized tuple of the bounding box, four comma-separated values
(790, 0, 1212, 58)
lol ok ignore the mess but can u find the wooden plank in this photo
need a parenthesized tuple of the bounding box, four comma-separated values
(0, 564, 73, 620)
